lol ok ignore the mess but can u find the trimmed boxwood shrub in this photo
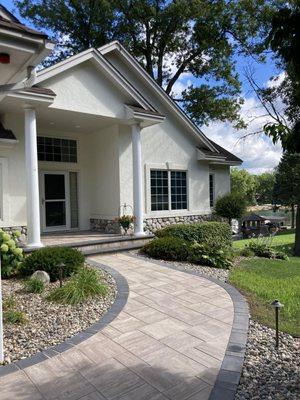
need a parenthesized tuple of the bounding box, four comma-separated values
(143, 237, 189, 261)
(19, 246, 84, 282)
(156, 222, 232, 249)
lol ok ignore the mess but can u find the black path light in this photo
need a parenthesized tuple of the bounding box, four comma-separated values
(58, 262, 65, 288)
(271, 299, 284, 348)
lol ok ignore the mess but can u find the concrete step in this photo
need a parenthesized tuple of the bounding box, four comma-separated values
(24, 235, 153, 255)
(72, 236, 153, 255)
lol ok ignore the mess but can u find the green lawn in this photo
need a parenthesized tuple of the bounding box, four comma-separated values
(229, 257, 300, 336)
(233, 232, 295, 254)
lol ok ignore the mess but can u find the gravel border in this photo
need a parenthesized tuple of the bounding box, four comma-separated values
(130, 250, 229, 282)
(127, 252, 249, 400)
(0, 261, 129, 377)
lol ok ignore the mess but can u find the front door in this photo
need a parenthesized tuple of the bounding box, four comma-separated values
(41, 172, 70, 231)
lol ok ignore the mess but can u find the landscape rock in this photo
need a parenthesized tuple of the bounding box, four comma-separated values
(31, 270, 51, 285)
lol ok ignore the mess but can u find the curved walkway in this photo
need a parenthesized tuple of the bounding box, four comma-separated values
(0, 253, 245, 400)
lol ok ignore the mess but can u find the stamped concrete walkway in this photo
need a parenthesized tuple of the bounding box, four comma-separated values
(0, 253, 234, 400)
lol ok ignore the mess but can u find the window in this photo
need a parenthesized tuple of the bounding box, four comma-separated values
(151, 170, 169, 211)
(209, 174, 215, 207)
(171, 171, 187, 210)
(37, 136, 77, 163)
(150, 169, 188, 211)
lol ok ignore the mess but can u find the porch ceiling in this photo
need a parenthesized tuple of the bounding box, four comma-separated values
(0, 97, 120, 133)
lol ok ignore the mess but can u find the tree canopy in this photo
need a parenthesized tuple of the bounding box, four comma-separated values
(261, 2, 300, 153)
(230, 168, 275, 205)
(15, 0, 275, 127)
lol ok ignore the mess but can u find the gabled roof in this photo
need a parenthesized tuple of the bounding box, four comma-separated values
(99, 41, 242, 163)
(242, 213, 266, 222)
(36, 48, 155, 112)
(99, 41, 219, 152)
(0, 4, 48, 39)
(199, 140, 243, 164)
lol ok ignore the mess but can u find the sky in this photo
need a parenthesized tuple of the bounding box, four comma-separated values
(2, 0, 283, 174)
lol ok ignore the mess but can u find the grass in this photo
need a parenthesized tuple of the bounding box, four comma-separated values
(4, 310, 27, 325)
(24, 277, 45, 294)
(229, 257, 300, 336)
(47, 266, 108, 305)
(233, 232, 295, 254)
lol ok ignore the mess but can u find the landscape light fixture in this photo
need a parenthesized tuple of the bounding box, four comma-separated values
(271, 299, 284, 348)
(58, 262, 65, 288)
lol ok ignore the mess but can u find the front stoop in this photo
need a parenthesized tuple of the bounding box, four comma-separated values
(24, 234, 154, 255)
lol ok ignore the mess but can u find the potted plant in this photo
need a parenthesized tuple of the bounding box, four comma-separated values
(117, 215, 135, 235)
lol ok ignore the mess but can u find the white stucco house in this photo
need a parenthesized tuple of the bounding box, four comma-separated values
(0, 5, 242, 248)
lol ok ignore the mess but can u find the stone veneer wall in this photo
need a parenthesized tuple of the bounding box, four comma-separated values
(143, 214, 213, 233)
(90, 214, 213, 234)
(90, 218, 121, 234)
(1, 226, 27, 243)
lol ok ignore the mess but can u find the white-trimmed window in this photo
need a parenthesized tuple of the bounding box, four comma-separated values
(151, 169, 187, 211)
(209, 173, 215, 207)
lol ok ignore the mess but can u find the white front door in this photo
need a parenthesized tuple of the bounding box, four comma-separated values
(40, 171, 70, 232)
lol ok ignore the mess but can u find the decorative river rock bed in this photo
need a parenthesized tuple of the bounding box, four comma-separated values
(1, 266, 117, 364)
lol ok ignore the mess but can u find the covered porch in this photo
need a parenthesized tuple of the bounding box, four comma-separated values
(0, 87, 164, 249)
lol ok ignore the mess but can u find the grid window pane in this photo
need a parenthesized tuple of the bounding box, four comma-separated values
(37, 136, 77, 163)
(150, 170, 169, 211)
(171, 171, 187, 210)
(209, 174, 214, 207)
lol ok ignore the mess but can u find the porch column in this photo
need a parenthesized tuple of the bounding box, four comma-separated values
(131, 123, 144, 235)
(24, 107, 43, 248)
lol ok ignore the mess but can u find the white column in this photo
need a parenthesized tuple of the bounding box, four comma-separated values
(24, 108, 43, 248)
(131, 123, 144, 236)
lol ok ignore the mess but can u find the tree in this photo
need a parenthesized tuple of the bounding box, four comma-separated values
(230, 168, 257, 204)
(215, 192, 247, 225)
(262, 4, 300, 153)
(273, 153, 300, 252)
(262, 4, 300, 255)
(255, 171, 276, 204)
(15, 0, 273, 127)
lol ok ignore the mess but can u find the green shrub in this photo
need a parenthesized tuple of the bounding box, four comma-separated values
(4, 310, 27, 324)
(47, 267, 108, 305)
(240, 246, 255, 257)
(215, 193, 247, 224)
(156, 222, 232, 249)
(245, 236, 289, 260)
(0, 230, 24, 278)
(19, 246, 84, 282)
(188, 242, 233, 269)
(24, 277, 45, 294)
(143, 237, 189, 261)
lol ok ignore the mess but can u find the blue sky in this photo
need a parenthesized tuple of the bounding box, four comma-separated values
(2, 0, 283, 173)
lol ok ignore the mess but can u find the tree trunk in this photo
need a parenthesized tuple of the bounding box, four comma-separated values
(291, 204, 295, 228)
(294, 204, 300, 256)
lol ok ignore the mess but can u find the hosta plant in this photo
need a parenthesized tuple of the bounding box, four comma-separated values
(0, 229, 24, 278)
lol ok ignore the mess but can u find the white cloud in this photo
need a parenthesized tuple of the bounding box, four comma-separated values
(204, 96, 282, 174)
(266, 71, 286, 88)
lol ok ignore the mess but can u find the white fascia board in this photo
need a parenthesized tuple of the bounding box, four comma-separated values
(36, 48, 154, 111)
(6, 90, 55, 104)
(210, 160, 242, 166)
(125, 105, 165, 124)
(99, 41, 217, 152)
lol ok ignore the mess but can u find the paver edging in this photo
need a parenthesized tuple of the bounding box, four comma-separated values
(0, 259, 129, 377)
(126, 253, 249, 400)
